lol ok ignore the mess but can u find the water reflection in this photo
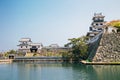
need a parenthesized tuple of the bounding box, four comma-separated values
(93, 65, 120, 80)
(15, 63, 97, 80)
(0, 63, 120, 80)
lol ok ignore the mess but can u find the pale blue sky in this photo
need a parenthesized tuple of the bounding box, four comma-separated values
(0, 0, 120, 51)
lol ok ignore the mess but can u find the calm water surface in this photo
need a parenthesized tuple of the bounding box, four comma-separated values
(0, 63, 120, 80)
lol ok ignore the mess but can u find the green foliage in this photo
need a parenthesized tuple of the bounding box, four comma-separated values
(4, 50, 16, 57)
(43, 52, 62, 57)
(47, 52, 53, 56)
(107, 20, 120, 32)
(33, 53, 37, 56)
(4, 53, 9, 57)
(65, 36, 88, 60)
(62, 52, 72, 58)
(86, 59, 91, 62)
(17, 52, 24, 56)
(107, 20, 120, 27)
(8, 50, 16, 54)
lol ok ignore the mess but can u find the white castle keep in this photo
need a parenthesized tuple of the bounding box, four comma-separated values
(17, 38, 43, 53)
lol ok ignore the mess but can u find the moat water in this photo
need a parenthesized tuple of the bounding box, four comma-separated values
(0, 63, 120, 80)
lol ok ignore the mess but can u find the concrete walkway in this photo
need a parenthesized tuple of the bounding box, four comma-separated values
(81, 60, 120, 65)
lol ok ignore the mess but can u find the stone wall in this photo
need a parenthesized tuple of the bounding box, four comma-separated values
(92, 33, 120, 62)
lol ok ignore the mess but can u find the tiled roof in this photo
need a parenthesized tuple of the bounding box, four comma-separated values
(17, 44, 29, 46)
(30, 43, 42, 46)
(19, 38, 32, 42)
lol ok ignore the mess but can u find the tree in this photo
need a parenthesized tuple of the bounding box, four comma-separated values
(107, 20, 120, 32)
(65, 36, 88, 60)
(8, 50, 16, 54)
(4, 50, 16, 57)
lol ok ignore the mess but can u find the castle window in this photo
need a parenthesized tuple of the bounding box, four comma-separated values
(98, 28, 102, 30)
(90, 27, 92, 31)
(26, 46, 27, 48)
(96, 23, 98, 26)
(100, 23, 103, 25)
(21, 46, 22, 48)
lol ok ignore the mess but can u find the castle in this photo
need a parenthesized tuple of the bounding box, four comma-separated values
(17, 13, 118, 59)
(87, 13, 118, 44)
(87, 13, 119, 62)
(17, 38, 43, 53)
(17, 38, 69, 55)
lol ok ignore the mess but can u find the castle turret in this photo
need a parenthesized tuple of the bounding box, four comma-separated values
(18, 38, 32, 53)
(90, 13, 106, 32)
(87, 13, 106, 43)
(17, 38, 43, 53)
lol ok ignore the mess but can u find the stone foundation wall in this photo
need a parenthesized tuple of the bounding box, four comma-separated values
(92, 33, 120, 62)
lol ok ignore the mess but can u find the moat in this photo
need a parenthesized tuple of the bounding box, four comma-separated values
(0, 63, 120, 80)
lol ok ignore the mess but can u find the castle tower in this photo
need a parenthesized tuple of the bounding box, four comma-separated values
(17, 38, 32, 53)
(86, 13, 106, 43)
(17, 38, 43, 53)
(90, 13, 105, 31)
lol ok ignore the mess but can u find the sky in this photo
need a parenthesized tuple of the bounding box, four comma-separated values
(0, 0, 120, 52)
